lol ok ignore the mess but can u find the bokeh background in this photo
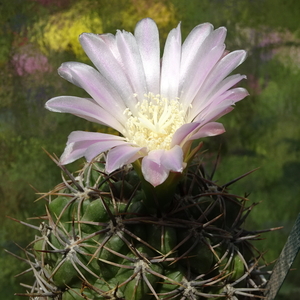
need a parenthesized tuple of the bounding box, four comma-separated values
(1, 0, 300, 299)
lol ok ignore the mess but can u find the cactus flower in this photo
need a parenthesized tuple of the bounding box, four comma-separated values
(46, 18, 248, 187)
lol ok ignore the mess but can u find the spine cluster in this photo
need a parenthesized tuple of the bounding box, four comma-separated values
(10, 157, 275, 300)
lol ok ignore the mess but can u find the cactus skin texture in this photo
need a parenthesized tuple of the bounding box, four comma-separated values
(9, 155, 276, 300)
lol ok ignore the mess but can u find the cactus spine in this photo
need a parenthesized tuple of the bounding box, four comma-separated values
(9, 153, 276, 300)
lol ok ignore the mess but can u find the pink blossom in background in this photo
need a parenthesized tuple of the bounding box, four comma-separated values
(258, 32, 282, 48)
(46, 18, 248, 186)
(258, 32, 281, 61)
(13, 51, 52, 76)
(247, 29, 282, 61)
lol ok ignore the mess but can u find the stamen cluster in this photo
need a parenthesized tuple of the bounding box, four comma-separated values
(124, 93, 186, 151)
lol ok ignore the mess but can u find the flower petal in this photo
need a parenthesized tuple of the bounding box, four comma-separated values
(65, 131, 126, 143)
(116, 30, 147, 100)
(195, 103, 234, 124)
(194, 88, 249, 124)
(57, 62, 127, 123)
(161, 145, 184, 173)
(106, 145, 147, 173)
(171, 122, 201, 147)
(212, 87, 249, 106)
(189, 122, 225, 140)
(97, 33, 123, 64)
(187, 74, 248, 121)
(141, 150, 168, 187)
(180, 27, 227, 110)
(60, 131, 126, 164)
(180, 23, 213, 80)
(160, 23, 182, 100)
(181, 44, 225, 112)
(204, 74, 247, 107)
(79, 33, 138, 112)
(84, 140, 128, 162)
(199, 50, 247, 99)
(45, 96, 125, 133)
(189, 50, 247, 120)
(141, 146, 184, 187)
(134, 18, 160, 95)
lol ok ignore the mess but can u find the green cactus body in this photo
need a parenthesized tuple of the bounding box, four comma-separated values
(12, 159, 272, 300)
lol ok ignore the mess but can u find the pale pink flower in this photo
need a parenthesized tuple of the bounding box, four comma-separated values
(46, 18, 248, 187)
(13, 53, 51, 76)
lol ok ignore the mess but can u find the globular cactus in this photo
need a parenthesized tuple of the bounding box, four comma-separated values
(9, 17, 278, 300)
(9, 153, 275, 300)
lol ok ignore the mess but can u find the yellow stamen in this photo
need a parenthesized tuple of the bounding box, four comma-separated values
(124, 93, 186, 151)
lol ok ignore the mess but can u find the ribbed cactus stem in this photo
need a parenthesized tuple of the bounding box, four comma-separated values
(9, 157, 278, 300)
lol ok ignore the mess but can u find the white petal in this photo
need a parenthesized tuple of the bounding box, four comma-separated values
(171, 123, 201, 147)
(106, 145, 146, 173)
(134, 18, 160, 95)
(198, 50, 247, 100)
(141, 150, 168, 187)
(205, 74, 247, 106)
(79, 33, 138, 112)
(58, 62, 127, 124)
(84, 140, 128, 161)
(162, 145, 184, 172)
(194, 101, 234, 124)
(98, 33, 123, 65)
(189, 122, 225, 140)
(116, 30, 147, 100)
(60, 131, 126, 164)
(189, 51, 247, 121)
(180, 27, 227, 111)
(181, 45, 225, 113)
(46, 96, 125, 132)
(212, 87, 249, 106)
(180, 23, 213, 79)
(160, 23, 182, 100)
(67, 131, 126, 143)
(190, 77, 248, 122)
(141, 146, 184, 187)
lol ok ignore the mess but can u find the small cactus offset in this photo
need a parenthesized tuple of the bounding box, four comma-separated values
(10, 153, 276, 300)
(9, 18, 279, 300)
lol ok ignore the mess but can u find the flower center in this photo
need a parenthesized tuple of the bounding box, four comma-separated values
(124, 93, 186, 151)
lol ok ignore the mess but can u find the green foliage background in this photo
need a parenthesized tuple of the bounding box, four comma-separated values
(1, 0, 299, 299)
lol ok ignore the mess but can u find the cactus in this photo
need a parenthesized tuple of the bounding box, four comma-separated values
(9, 152, 277, 300)
(8, 18, 278, 300)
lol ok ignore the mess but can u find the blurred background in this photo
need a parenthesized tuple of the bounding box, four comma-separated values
(1, 0, 300, 299)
